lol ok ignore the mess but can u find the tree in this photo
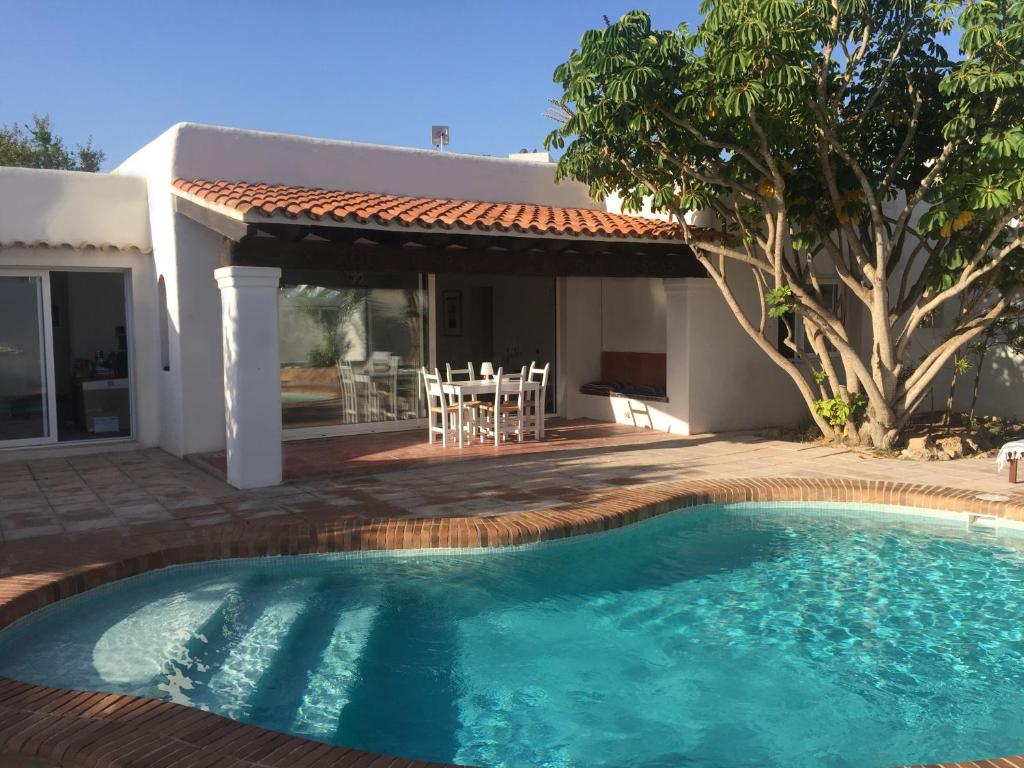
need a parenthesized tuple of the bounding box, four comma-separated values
(0, 114, 104, 172)
(546, 1, 1024, 448)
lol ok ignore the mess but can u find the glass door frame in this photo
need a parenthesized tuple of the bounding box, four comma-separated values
(281, 272, 432, 441)
(280, 271, 565, 441)
(0, 269, 58, 448)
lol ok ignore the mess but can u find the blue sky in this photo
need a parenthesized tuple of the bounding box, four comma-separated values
(2, 1, 703, 169)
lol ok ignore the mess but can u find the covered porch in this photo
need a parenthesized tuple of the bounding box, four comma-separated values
(173, 177, 710, 488)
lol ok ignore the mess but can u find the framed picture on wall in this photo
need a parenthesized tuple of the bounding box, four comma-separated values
(442, 289, 463, 336)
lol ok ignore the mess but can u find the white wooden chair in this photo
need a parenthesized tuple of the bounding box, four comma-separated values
(446, 362, 480, 438)
(478, 366, 527, 443)
(525, 361, 550, 439)
(422, 367, 460, 447)
(374, 355, 400, 420)
(336, 361, 359, 423)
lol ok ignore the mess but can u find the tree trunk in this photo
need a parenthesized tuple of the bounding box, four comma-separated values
(969, 348, 986, 425)
(863, 413, 899, 449)
(943, 354, 959, 430)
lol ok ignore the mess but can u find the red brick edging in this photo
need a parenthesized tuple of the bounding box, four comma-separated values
(1, 478, 1022, 768)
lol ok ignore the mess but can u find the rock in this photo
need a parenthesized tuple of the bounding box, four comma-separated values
(903, 436, 939, 460)
(936, 436, 966, 460)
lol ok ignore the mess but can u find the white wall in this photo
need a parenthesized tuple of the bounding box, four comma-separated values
(669, 271, 807, 433)
(119, 122, 598, 209)
(115, 128, 229, 455)
(172, 215, 228, 453)
(562, 276, 685, 431)
(600, 278, 666, 353)
(0, 246, 161, 447)
(0, 168, 150, 251)
(562, 277, 604, 420)
(561, 272, 809, 435)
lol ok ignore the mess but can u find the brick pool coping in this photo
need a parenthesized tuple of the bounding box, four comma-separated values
(2, 477, 1023, 768)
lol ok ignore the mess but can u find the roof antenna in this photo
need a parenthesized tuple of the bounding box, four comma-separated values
(431, 125, 450, 152)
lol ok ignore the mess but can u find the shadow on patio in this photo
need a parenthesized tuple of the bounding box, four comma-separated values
(188, 418, 719, 482)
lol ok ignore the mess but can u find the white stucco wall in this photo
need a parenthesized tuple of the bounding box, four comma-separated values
(561, 271, 810, 435)
(0, 168, 150, 251)
(601, 278, 667, 353)
(562, 276, 688, 433)
(119, 122, 598, 209)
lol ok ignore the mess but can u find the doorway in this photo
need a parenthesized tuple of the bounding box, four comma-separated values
(0, 270, 132, 448)
(0, 273, 55, 445)
(50, 271, 132, 441)
(434, 274, 557, 411)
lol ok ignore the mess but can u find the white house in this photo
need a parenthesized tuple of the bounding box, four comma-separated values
(0, 122, 1018, 488)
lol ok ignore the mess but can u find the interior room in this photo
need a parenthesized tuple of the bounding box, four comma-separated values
(50, 270, 132, 442)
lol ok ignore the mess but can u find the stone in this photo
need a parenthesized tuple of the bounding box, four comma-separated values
(903, 436, 939, 460)
(936, 436, 966, 460)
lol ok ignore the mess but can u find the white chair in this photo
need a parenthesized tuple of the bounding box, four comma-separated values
(525, 361, 550, 439)
(446, 362, 480, 438)
(373, 355, 400, 421)
(446, 362, 476, 381)
(337, 361, 360, 423)
(479, 366, 527, 444)
(423, 367, 460, 447)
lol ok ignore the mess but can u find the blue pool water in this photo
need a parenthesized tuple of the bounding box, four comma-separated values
(2, 503, 1024, 767)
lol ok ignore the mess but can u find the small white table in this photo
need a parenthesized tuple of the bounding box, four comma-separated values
(440, 379, 545, 447)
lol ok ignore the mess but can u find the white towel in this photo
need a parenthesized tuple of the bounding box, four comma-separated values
(997, 440, 1024, 471)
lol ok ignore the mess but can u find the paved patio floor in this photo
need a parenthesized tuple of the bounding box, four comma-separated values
(1, 421, 1019, 565)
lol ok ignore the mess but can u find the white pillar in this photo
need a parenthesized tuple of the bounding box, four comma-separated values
(214, 266, 283, 489)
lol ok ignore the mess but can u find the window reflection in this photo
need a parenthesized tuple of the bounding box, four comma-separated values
(278, 271, 426, 430)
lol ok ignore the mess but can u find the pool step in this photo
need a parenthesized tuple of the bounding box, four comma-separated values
(966, 513, 999, 532)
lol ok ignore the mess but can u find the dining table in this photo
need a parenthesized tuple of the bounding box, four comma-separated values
(440, 378, 545, 448)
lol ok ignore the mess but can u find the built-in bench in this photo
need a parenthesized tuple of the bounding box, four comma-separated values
(580, 351, 668, 403)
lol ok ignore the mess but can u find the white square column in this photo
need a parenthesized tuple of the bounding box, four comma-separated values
(215, 266, 283, 489)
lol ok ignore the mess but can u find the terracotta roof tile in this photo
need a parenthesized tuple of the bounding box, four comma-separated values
(172, 177, 691, 242)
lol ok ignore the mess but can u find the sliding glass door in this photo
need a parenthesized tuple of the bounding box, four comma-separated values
(0, 273, 56, 446)
(278, 270, 428, 435)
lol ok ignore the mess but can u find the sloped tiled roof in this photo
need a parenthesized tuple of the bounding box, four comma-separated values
(172, 177, 689, 242)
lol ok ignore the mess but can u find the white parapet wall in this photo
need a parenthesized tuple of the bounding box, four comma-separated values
(0, 167, 151, 252)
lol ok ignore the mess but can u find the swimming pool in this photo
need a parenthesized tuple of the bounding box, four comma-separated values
(1, 502, 1022, 768)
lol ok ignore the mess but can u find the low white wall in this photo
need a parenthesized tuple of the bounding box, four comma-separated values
(0, 246, 161, 447)
(0, 168, 150, 251)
